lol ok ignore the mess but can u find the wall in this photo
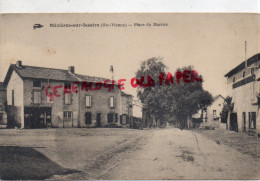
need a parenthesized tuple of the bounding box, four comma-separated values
(79, 84, 121, 127)
(227, 66, 259, 134)
(207, 97, 224, 122)
(6, 71, 24, 128)
(23, 79, 79, 128)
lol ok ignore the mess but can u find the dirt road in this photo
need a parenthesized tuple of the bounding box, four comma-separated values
(1, 128, 259, 180)
(96, 128, 260, 180)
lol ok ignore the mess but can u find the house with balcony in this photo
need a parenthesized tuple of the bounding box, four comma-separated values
(3, 61, 133, 129)
(225, 53, 260, 135)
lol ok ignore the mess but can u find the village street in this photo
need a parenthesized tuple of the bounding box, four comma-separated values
(0, 128, 259, 180)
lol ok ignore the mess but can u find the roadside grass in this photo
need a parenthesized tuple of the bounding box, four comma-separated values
(194, 128, 260, 159)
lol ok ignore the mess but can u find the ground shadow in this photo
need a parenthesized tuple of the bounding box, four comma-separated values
(0, 146, 80, 180)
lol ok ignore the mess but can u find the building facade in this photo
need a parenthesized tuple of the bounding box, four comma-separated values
(207, 95, 225, 121)
(225, 53, 260, 135)
(3, 61, 133, 129)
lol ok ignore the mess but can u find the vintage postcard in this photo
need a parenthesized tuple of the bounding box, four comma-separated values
(0, 13, 259, 180)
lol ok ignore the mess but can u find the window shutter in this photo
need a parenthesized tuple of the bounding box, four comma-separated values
(120, 115, 122, 124)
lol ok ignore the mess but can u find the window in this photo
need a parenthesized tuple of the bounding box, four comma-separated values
(64, 112, 72, 122)
(109, 96, 115, 108)
(233, 76, 236, 82)
(251, 68, 255, 74)
(86, 95, 92, 107)
(64, 83, 71, 105)
(85, 112, 92, 124)
(33, 80, 41, 87)
(12, 90, 14, 106)
(0, 113, 3, 122)
(47, 96, 53, 103)
(243, 71, 246, 78)
(33, 91, 41, 104)
(249, 112, 256, 129)
(107, 113, 114, 123)
(213, 110, 216, 116)
(47, 89, 53, 103)
(64, 93, 71, 104)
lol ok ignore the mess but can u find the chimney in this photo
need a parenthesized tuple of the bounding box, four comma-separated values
(68, 66, 75, 74)
(16, 60, 22, 68)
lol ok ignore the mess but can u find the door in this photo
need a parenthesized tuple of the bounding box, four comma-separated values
(46, 109, 52, 128)
(242, 112, 246, 132)
(230, 113, 238, 132)
(96, 113, 101, 127)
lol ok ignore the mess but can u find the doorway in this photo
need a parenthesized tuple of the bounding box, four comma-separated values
(24, 107, 52, 128)
(96, 113, 101, 127)
(242, 112, 246, 132)
(230, 113, 238, 132)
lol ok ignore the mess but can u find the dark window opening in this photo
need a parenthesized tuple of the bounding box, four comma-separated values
(33, 80, 41, 87)
(107, 113, 114, 123)
(249, 112, 256, 129)
(0, 113, 3, 122)
(115, 113, 118, 123)
(251, 68, 255, 74)
(85, 112, 92, 124)
(243, 71, 245, 78)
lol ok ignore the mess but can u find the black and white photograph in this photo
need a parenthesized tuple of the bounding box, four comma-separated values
(0, 2, 259, 179)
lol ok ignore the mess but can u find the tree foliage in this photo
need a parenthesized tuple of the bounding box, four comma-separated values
(135, 58, 213, 129)
(135, 57, 169, 119)
(220, 96, 233, 123)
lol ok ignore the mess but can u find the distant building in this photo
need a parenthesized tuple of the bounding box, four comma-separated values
(225, 53, 260, 135)
(207, 95, 225, 122)
(120, 91, 133, 127)
(0, 82, 7, 127)
(192, 94, 225, 128)
(3, 61, 133, 129)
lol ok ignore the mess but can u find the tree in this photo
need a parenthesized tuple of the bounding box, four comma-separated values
(134, 58, 213, 129)
(167, 66, 213, 129)
(135, 57, 170, 127)
(220, 96, 233, 123)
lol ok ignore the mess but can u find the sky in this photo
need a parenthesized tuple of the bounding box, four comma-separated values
(0, 13, 259, 116)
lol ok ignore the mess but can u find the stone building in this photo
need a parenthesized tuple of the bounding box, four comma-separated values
(3, 61, 133, 128)
(225, 53, 260, 135)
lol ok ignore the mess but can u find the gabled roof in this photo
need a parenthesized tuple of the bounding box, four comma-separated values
(225, 53, 260, 78)
(75, 74, 108, 83)
(3, 64, 111, 86)
(0, 82, 6, 91)
(213, 94, 225, 101)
